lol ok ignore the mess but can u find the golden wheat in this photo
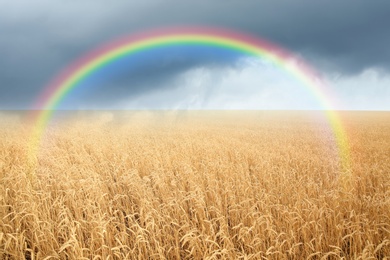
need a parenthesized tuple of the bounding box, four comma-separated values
(0, 111, 389, 259)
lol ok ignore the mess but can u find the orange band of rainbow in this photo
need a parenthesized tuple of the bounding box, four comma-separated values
(28, 27, 351, 173)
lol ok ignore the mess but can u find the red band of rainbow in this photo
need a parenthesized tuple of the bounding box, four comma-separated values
(28, 26, 351, 173)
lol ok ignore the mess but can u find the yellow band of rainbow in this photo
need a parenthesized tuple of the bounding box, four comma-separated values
(28, 27, 351, 173)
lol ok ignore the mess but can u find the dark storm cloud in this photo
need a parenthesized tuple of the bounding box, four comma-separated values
(0, 0, 389, 109)
(139, 0, 390, 73)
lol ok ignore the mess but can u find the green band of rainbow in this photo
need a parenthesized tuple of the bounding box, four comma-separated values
(28, 27, 351, 173)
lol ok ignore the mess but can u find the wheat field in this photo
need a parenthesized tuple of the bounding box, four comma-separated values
(0, 111, 389, 259)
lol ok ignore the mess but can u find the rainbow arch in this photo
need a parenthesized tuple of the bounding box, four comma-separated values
(28, 26, 351, 172)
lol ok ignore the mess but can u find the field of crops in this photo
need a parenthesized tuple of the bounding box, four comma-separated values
(0, 111, 389, 259)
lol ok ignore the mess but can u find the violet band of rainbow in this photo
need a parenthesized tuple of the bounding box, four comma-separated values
(28, 27, 351, 172)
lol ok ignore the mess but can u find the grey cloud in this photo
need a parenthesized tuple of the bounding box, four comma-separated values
(138, 0, 390, 73)
(0, 0, 389, 109)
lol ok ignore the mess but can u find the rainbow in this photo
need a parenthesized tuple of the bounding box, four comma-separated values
(28, 26, 351, 173)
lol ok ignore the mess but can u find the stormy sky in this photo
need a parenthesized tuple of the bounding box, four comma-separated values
(1, 0, 389, 110)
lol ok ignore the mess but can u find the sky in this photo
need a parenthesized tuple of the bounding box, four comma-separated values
(0, 0, 389, 110)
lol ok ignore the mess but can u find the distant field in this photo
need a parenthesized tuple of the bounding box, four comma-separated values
(0, 111, 389, 259)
